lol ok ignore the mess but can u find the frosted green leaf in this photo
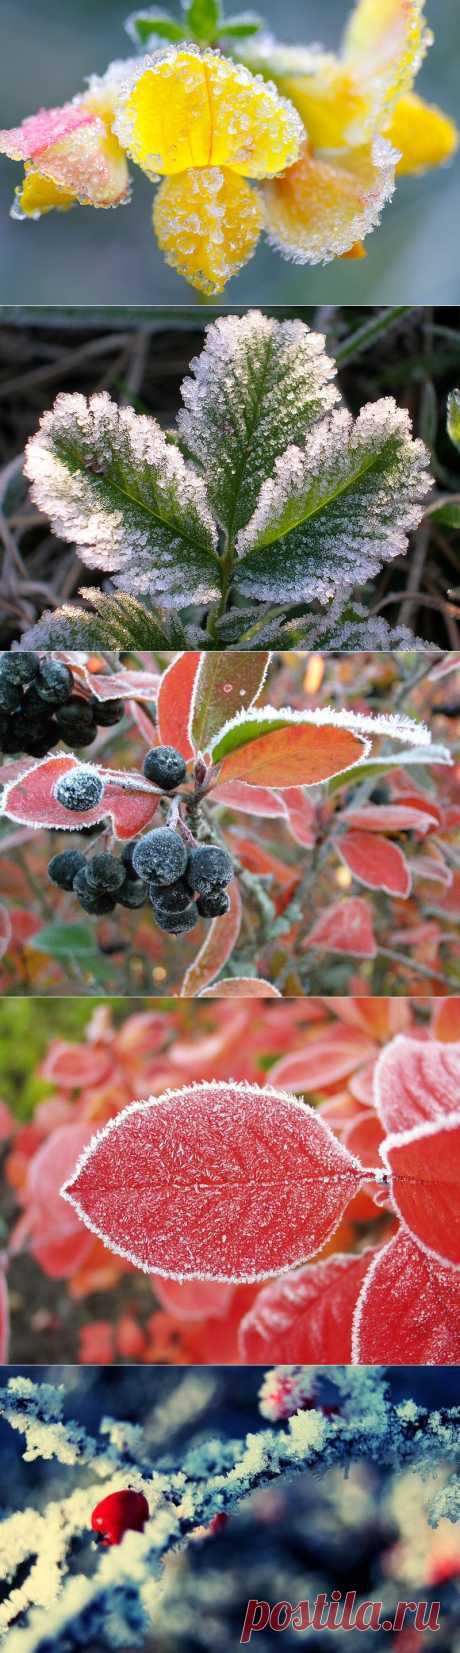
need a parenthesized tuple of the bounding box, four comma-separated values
(447, 389, 460, 454)
(184, 0, 221, 39)
(177, 312, 339, 537)
(125, 9, 187, 45)
(235, 400, 431, 604)
(20, 592, 187, 649)
(24, 392, 220, 610)
(221, 13, 263, 38)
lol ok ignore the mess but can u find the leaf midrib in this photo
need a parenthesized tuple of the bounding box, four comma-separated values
(61, 440, 220, 566)
(242, 442, 394, 557)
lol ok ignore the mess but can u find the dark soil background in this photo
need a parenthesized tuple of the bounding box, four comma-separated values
(0, 306, 459, 647)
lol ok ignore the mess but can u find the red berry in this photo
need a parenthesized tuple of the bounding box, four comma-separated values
(209, 1513, 229, 1536)
(91, 1489, 149, 1546)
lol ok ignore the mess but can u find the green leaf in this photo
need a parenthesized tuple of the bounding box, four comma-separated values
(429, 502, 460, 528)
(447, 389, 460, 454)
(21, 592, 187, 649)
(191, 652, 269, 750)
(183, 0, 221, 41)
(328, 744, 452, 794)
(220, 12, 263, 36)
(30, 923, 99, 958)
(235, 401, 431, 606)
(125, 9, 186, 44)
(24, 393, 220, 611)
(177, 312, 339, 539)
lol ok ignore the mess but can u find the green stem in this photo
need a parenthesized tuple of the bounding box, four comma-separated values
(335, 307, 412, 369)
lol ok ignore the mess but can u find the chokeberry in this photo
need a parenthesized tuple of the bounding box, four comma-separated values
(92, 698, 124, 726)
(197, 888, 231, 918)
(149, 877, 193, 915)
(121, 841, 140, 878)
(73, 867, 117, 914)
(188, 845, 233, 893)
(143, 746, 186, 791)
(118, 877, 148, 909)
(0, 677, 22, 713)
(155, 901, 198, 934)
(55, 697, 96, 732)
(132, 828, 187, 886)
(85, 854, 126, 893)
(48, 850, 86, 890)
(0, 652, 39, 685)
(35, 659, 73, 705)
(55, 768, 104, 813)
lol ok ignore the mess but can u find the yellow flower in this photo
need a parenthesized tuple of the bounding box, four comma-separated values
(245, 0, 458, 264)
(113, 45, 303, 293)
(0, 66, 131, 221)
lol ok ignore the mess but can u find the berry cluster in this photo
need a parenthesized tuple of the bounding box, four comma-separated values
(49, 750, 235, 931)
(0, 652, 123, 757)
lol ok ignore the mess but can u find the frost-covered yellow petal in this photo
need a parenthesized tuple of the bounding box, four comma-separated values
(114, 46, 303, 179)
(385, 91, 459, 175)
(343, 0, 431, 118)
(263, 137, 396, 266)
(12, 168, 76, 220)
(276, 63, 369, 150)
(153, 166, 263, 294)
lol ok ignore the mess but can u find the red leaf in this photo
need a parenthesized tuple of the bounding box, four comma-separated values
(89, 670, 160, 703)
(342, 1112, 385, 1166)
(281, 788, 316, 847)
(375, 1034, 460, 1133)
(26, 1122, 96, 1279)
(213, 781, 287, 818)
(190, 654, 269, 752)
(41, 1041, 115, 1090)
(306, 899, 377, 958)
(352, 1229, 460, 1363)
(383, 1113, 460, 1267)
(270, 1027, 376, 1092)
(152, 1277, 234, 1320)
(413, 852, 452, 887)
(157, 653, 200, 759)
(181, 879, 242, 997)
(338, 831, 411, 897)
(0, 904, 11, 961)
(1, 753, 159, 840)
(343, 804, 439, 834)
(213, 714, 368, 787)
(199, 977, 282, 998)
(61, 1079, 363, 1281)
(239, 1249, 373, 1363)
(0, 1270, 9, 1362)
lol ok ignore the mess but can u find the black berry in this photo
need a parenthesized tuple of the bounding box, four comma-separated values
(35, 659, 73, 705)
(92, 698, 124, 727)
(197, 888, 231, 918)
(132, 829, 187, 885)
(155, 902, 198, 935)
(117, 877, 148, 909)
(48, 850, 86, 890)
(73, 867, 117, 914)
(85, 854, 126, 893)
(55, 697, 96, 731)
(121, 841, 140, 878)
(55, 768, 104, 813)
(188, 845, 233, 893)
(143, 746, 186, 791)
(0, 653, 39, 685)
(149, 877, 193, 915)
(0, 677, 22, 713)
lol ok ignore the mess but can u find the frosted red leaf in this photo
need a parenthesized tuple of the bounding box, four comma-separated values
(26, 1122, 96, 1279)
(152, 1276, 234, 1321)
(413, 852, 452, 886)
(338, 830, 412, 897)
(270, 1026, 376, 1092)
(88, 670, 160, 703)
(343, 804, 439, 834)
(40, 1041, 115, 1090)
(0, 1271, 9, 1362)
(375, 1034, 460, 1132)
(342, 1112, 385, 1166)
(215, 721, 367, 787)
(181, 879, 242, 997)
(239, 1249, 373, 1363)
(306, 898, 377, 957)
(213, 781, 287, 818)
(352, 1229, 460, 1363)
(383, 1112, 460, 1267)
(1, 753, 159, 840)
(432, 999, 460, 1041)
(281, 787, 316, 847)
(61, 1079, 363, 1281)
(190, 654, 269, 753)
(157, 652, 200, 759)
(199, 978, 282, 998)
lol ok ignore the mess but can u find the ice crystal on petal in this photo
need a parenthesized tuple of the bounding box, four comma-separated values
(24, 392, 219, 608)
(263, 136, 397, 266)
(235, 399, 431, 604)
(178, 311, 339, 532)
(153, 167, 263, 296)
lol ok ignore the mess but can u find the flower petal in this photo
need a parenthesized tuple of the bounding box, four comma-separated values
(385, 91, 458, 175)
(276, 57, 369, 150)
(342, 0, 432, 120)
(0, 102, 92, 161)
(263, 136, 396, 264)
(153, 167, 262, 295)
(114, 47, 303, 179)
(12, 169, 77, 220)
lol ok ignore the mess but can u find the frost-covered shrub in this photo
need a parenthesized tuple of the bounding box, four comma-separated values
(21, 314, 435, 651)
(0, 1366, 459, 1650)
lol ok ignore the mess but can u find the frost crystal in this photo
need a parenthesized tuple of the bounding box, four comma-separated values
(24, 392, 220, 609)
(235, 399, 432, 603)
(177, 311, 339, 532)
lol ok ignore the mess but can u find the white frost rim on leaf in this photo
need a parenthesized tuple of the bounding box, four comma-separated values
(373, 1033, 460, 1130)
(188, 650, 272, 754)
(336, 834, 412, 899)
(239, 1243, 379, 1360)
(60, 1078, 365, 1284)
(350, 1234, 397, 1364)
(0, 751, 159, 835)
(381, 1111, 460, 1273)
(210, 702, 433, 754)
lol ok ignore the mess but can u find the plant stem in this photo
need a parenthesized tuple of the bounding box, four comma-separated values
(335, 307, 412, 368)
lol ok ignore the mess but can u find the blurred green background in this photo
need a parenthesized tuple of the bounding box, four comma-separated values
(0, 0, 459, 305)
